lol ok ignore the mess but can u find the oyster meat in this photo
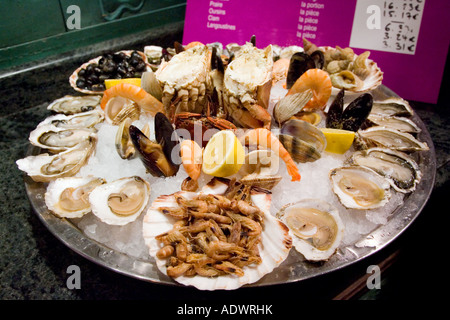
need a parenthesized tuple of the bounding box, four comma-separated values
(329, 166, 391, 210)
(89, 176, 151, 226)
(47, 95, 101, 115)
(29, 125, 96, 153)
(349, 148, 422, 193)
(277, 199, 344, 261)
(45, 176, 106, 218)
(16, 137, 96, 182)
(37, 109, 104, 130)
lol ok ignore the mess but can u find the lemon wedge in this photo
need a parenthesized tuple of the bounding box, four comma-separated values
(104, 78, 141, 89)
(202, 130, 244, 177)
(320, 128, 355, 154)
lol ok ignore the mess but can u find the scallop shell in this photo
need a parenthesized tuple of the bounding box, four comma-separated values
(142, 178, 292, 290)
(45, 176, 106, 218)
(320, 46, 383, 95)
(277, 199, 344, 261)
(89, 176, 151, 226)
(69, 50, 150, 95)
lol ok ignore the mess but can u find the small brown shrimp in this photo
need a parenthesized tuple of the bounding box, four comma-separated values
(190, 211, 232, 224)
(158, 206, 188, 219)
(228, 221, 241, 244)
(156, 230, 188, 245)
(156, 245, 175, 259)
(227, 212, 262, 236)
(100, 83, 164, 116)
(166, 262, 194, 278)
(174, 194, 208, 213)
(286, 69, 332, 110)
(240, 128, 301, 181)
(175, 242, 190, 261)
(213, 261, 244, 277)
(206, 240, 244, 261)
(236, 200, 261, 217)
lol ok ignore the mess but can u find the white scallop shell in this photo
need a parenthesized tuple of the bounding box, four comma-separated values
(142, 178, 292, 290)
(320, 46, 383, 96)
(89, 176, 151, 226)
(45, 176, 105, 218)
(69, 50, 150, 95)
(277, 199, 344, 261)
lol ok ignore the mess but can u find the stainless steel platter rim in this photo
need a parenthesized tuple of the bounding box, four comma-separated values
(24, 85, 436, 289)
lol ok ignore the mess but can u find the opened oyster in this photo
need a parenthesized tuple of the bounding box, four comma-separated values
(349, 148, 422, 193)
(329, 166, 391, 210)
(45, 176, 106, 218)
(47, 95, 101, 115)
(89, 176, 151, 226)
(16, 137, 96, 182)
(355, 127, 429, 152)
(37, 109, 104, 130)
(365, 114, 421, 134)
(277, 199, 344, 261)
(29, 125, 97, 153)
(370, 98, 414, 117)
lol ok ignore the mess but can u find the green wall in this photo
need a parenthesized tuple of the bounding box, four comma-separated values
(0, 0, 186, 70)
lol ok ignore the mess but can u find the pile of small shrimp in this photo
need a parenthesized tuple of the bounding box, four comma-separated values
(154, 182, 264, 278)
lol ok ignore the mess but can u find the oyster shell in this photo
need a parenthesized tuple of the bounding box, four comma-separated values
(329, 166, 391, 210)
(37, 109, 104, 130)
(277, 199, 344, 261)
(16, 137, 96, 182)
(45, 176, 106, 218)
(370, 98, 414, 117)
(366, 114, 421, 134)
(349, 148, 422, 193)
(29, 125, 96, 153)
(47, 95, 101, 115)
(142, 178, 292, 290)
(355, 127, 429, 152)
(89, 176, 151, 226)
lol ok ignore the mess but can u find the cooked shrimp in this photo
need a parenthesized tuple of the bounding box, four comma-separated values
(239, 128, 301, 181)
(272, 58, 290, 85)
(287, 69, 332, 110)
(100, 83, 164, 116)
(180, 140, 202, 180)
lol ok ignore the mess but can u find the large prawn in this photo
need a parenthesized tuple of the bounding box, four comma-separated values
(100, 82, 164, 116)
(239, 128, 301, 182)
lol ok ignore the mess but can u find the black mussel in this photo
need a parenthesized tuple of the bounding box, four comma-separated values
(310, 50, 325, 69)
(326, 88, 345, 129)
(113, 52, 127, 62)
(250, 35, 256, 47)
(286, 52, 316, 89)
(155, 112, 180, 169)
(129, 125, 178, 177)
(103, 60, 117, 74)
(326, 91, 373, 132)
(76, 78, 86, 89)
(341, 93, 373, 132)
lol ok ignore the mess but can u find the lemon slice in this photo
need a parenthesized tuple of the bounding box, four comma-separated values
(202, 130, 244, 177)
(104, 78, 141, 89)
(320, 128, 355, 154)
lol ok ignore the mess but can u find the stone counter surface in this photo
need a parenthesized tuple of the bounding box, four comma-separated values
(0, 28, 448, 301)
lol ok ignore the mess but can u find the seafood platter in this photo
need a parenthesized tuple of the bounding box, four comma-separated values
(17, 38, 435, 290)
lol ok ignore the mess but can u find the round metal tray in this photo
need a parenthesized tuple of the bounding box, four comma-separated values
(24, 85, 436, 288)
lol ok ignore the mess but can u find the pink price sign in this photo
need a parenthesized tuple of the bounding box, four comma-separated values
(183, 0, 450, 104)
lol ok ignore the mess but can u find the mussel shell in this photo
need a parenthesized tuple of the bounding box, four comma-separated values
(340, 93, 373, 132)
(155, 112, 180, 169)
(286, 52, 316, 89)
(129, 125, 165, 177)
(326, 88, 345, 129)
(310, 50, 325, 69)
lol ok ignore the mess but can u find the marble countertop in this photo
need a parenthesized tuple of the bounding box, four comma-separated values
(0, 27, 448, 302)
